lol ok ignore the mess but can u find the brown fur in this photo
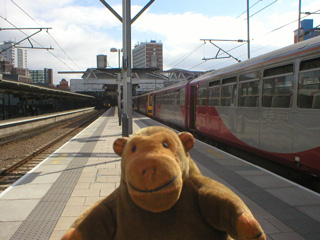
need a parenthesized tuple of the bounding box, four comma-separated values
(62, 126, 265, 240)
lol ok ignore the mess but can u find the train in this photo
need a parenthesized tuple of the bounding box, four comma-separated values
(133, 35, 320, 178)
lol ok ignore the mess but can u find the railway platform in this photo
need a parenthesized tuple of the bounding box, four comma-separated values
(0, 107, 95, 138)
(0, 107, 319, 240)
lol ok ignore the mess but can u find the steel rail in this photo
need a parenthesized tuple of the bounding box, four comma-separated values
(0, 110, 104, 176)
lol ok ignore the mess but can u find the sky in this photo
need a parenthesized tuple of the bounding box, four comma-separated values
(1, 0, 320, 84)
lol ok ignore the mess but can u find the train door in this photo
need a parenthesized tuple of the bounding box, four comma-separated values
(196, 83, 209, 132)
(236, 71, 260, 149)
(220, 76, 237, 139)
(260, 63, 294, 153)
(189, 85, 197, 129)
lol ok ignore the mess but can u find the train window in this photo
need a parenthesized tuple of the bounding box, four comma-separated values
(175, 91, 180, 105)
(209, 80, 220, 87)
(168, 92, 174, 105)
(297, 70, 320, 109)
(238, 80, 260, 107)
(149, 95, 154, 107)
(166, 92, 171, 105)
(262, 75, 294, 108)
(208, 80, 220, 106)
(221, 77, 237, 107)
(163, 93, 168, 105)
(222, 76, 236, 85)
(263, 64, 293, 77)
(171, 91, 176, 105)
(239, 71, 259, 82)
(198, 84, 208, 106)
(156, 94, 161, 105)
(155, 95, 158, 105)
(180, 88, 185, 105)
(208, 86, 220, 106)
(221, 84, 237, 107)
(300, 57, 320, 71)
(262, 64, 294, 108)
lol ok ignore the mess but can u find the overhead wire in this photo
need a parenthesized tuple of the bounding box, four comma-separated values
(255, 9, 320, 40)
(168, 43, 205, 69)
(4, 0, 7, 19)
(9, 0, 81, 70)
(191, 3, 320, 72)
(205, 8, 320, 71)
(0, 15, 75, 71)
(236, 0, 263, 19)
(11, 0, 42, 27)
(179, 0, 277, 71)
(46, 31, 82, 70)
(188, 61, 206, 71)
(243, 0, 278, 21)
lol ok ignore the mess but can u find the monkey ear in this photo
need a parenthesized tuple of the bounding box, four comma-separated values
(113, 137, 129, 156)
(178, 132, 194, 152)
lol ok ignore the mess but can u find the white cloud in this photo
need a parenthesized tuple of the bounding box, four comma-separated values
(1, 0, 319, 83)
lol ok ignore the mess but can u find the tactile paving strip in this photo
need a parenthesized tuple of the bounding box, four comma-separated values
(10, 110, 113, 240)
(191, 150, 320, 239)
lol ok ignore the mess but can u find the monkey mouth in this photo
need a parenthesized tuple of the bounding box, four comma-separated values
(128, 176, 177, 193)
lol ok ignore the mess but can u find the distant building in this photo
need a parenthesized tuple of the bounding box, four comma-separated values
(57, 79, 70, 91)
(30, 68, 53, 87)
(294, 19, 320, 43)
(97, 55, 108, 69)
(0, 41, 28, 68)
(0, 59, 14, 74)
(0, 58, 31, 83)
(12, 68, 32, 83)
(133, 40, 163, 70)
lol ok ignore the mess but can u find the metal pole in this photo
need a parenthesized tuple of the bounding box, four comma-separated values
(132, 0, 155, 23)
(298, 0, 302, 42)
(117, 73, 122, 126)
(247, 0, 251, 59)
(118, 49, 121, 70)
(100, 0, 154, 136)
(122, 0, 132, 136)
(99, 0, 122, 22)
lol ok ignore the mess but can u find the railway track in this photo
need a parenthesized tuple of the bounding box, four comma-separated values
(0, 109, 105, 193)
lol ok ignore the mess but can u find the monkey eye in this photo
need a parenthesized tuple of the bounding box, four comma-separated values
(132, 145, 137, 153)
(162, 142, 169, 149)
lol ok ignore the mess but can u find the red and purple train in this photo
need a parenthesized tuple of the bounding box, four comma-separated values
(133, 36, 320, 177)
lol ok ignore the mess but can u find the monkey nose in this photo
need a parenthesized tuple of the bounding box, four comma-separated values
(142, 167, 157, 186)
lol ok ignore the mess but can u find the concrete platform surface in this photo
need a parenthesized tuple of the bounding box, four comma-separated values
(0, 107, 319, 240)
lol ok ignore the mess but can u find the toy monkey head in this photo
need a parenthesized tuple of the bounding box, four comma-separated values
(113, 126, 194, 213)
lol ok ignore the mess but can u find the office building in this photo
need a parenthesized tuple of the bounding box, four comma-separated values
(0, 41, 27, 69)
(30, 68, 53, 86)
(133, 40, 163, 70)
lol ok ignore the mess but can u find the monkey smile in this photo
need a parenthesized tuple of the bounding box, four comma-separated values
(129, 176, 177, 193)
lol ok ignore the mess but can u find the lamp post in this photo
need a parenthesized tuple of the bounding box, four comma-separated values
(110, 47, 122, 126)
(247, 0, 250, 59)
(100, 0, 155, 137)
(298, 0, 302, 42)
(110, 48, 121, 68)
